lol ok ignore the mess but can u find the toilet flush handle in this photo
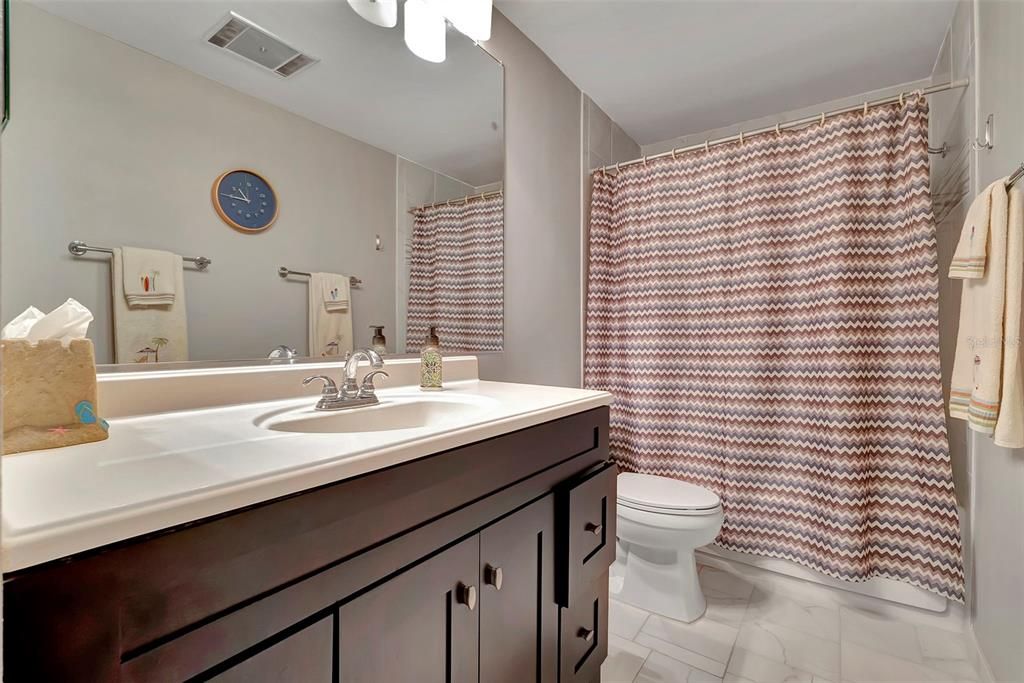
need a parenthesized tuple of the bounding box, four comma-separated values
(584, 522, 603, 536)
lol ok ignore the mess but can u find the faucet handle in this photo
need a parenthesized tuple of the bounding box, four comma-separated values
(358, 370, 390, 399)
(303, 375, 339, 397)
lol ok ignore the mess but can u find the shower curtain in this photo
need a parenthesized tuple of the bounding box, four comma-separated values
(585, 99, 965, 601)
(406, 195, 503, 352)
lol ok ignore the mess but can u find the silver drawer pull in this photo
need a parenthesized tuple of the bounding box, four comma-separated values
(585, 522, 603, 536)
(456, 582, 477, 610)
(577, 627, 595, 642)
(484, 564, 503, 590)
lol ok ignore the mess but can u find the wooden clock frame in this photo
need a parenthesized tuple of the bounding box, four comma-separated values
(211, 169, 280, 234)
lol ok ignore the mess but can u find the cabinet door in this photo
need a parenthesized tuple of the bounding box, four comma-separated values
(338, 535, 479, 683)
(479, 495, 557, 683)
(208, 617, 333, 683)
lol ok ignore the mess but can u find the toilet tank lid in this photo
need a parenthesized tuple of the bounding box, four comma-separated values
(617, 472, 721, 511)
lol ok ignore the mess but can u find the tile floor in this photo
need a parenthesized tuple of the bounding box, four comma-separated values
(602, 561, 981, 683)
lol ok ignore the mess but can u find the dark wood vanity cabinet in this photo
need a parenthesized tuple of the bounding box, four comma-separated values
(4, 407, 614, 683)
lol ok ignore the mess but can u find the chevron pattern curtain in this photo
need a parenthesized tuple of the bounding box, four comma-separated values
(585, 99, 964, 601)
(406, 195, 504, 352)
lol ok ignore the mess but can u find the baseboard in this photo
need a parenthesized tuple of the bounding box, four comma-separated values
(966, 626, 997, 683)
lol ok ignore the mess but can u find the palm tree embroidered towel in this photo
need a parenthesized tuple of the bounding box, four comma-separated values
(948, 180, 1024, 447)
(111, 248, 189, 363)
(308, 272, 353, 357)
(121, 247, 178, 306)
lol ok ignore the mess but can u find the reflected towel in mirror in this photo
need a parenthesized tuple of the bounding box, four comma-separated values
(111, 248, 189, 363)
(309, 272, 353, 357)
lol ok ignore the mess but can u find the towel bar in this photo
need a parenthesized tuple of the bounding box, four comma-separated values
(278, 266, 362, 288)
(68, 241, 211, 271)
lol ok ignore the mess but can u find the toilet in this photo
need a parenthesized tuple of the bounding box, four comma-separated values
(614, 472, 724, 623)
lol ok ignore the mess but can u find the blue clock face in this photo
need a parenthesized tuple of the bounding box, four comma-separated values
(214, 170, 277, 232)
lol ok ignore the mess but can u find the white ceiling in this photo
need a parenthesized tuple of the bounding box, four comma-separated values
(33, 0, 504, 186)
(498, 0, 957, 146)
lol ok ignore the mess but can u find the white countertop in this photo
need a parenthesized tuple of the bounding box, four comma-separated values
(2, 380, 610, 572)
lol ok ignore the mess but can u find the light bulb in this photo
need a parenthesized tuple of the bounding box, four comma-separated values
(346, 0, 398, 28)
(404, 0, 446, 63)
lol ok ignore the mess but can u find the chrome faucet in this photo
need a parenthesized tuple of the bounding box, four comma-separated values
(303, 348, 389, 411)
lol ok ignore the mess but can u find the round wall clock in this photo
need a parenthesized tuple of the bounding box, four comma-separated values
(212, 169, 279, 233)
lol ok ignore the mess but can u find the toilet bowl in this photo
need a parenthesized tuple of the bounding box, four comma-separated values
(614, 472, 724, 623)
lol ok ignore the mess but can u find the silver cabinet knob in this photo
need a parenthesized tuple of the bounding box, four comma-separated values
(585, 522, 603, 536)
(484, 564, 503, 590)
(456, 582, 477, 610)
(577, 627, 595, 642)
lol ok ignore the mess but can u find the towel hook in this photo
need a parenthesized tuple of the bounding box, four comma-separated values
(973, 114, 994, 151)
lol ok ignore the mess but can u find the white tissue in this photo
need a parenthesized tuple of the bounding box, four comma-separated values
(2, 298, 93, 347)
(1, 306, 45, 338)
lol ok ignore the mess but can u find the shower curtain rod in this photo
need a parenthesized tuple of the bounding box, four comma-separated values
(595, 78, 970, 175)
(407, 189, 503, 214)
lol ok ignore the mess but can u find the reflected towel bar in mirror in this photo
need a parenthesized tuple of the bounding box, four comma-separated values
(278, 266, 362, 288)
(68, 241, 212, 271)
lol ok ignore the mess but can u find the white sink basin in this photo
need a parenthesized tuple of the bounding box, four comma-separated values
(257, 393, 493, 434)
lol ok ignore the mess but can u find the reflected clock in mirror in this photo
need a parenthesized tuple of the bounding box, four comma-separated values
(212, 169, 279, 233)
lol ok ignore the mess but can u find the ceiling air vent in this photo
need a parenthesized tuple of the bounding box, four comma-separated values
(205, 12, 319, 78)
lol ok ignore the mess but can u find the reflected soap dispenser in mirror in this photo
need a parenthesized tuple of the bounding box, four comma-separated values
(370, 326, 387, 355)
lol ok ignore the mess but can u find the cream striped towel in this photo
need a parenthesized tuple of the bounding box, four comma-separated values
(949, 179, 1024, 448)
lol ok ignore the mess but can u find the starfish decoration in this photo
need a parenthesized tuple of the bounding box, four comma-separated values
(48, 426, 69, 436)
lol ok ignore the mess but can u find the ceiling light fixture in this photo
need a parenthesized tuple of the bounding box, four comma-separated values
(435, 0, 491, 42)
(404, 0, 446, 63)
(346, 0, 492, 62)
(346, 0, 398, 28)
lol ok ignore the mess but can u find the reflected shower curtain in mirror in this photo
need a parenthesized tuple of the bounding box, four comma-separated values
(585, 99, 964, 601)
(406, 195, 503, 351)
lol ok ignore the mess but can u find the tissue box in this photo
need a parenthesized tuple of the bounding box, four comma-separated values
(2, 339, 109, 455)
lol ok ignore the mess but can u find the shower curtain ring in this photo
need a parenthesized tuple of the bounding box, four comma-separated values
(704, 140, 710, 152)
(899, 92, 905, 107)
(643, 155, 648, 166)
(775, 123, 781, 136)
(671, 148, 678, 160)
(820, 112, 826, 126)
(739, 131, 745, 145)
(863, 101, 869, 114)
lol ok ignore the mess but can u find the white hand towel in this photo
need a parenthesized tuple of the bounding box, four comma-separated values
(319, 273, 350, 312)
(111, 248, 189, 363)
(949, 179, 1010, 435)
(309, 272, 353, 357)
(122, 247, 178, 306)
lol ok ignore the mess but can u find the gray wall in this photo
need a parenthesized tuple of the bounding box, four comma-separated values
(2, 3, 396, 363)
(971, 1, 1024, 680)
(476, 11, 583, 387)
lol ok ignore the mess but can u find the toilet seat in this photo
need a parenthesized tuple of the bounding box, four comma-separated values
(617, 473, 721, 516)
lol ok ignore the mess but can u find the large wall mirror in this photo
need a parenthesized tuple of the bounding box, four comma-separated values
(1, 0, 503, 368)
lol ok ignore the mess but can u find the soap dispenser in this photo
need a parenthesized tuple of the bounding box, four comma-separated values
(370, 325, 387, 355)
(420, 326, 442, 391)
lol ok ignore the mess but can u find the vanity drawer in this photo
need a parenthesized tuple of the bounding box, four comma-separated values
(559, 570, 609, 683)
(556, 461, 617, 607)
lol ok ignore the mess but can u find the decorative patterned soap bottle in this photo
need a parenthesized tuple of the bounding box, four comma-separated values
(420, 326, 442, 391)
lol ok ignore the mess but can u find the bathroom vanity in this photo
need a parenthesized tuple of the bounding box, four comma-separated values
(2, 361, 614, 682)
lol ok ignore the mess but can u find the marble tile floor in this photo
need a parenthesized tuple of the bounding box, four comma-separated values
(602, 561, 981, 683)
